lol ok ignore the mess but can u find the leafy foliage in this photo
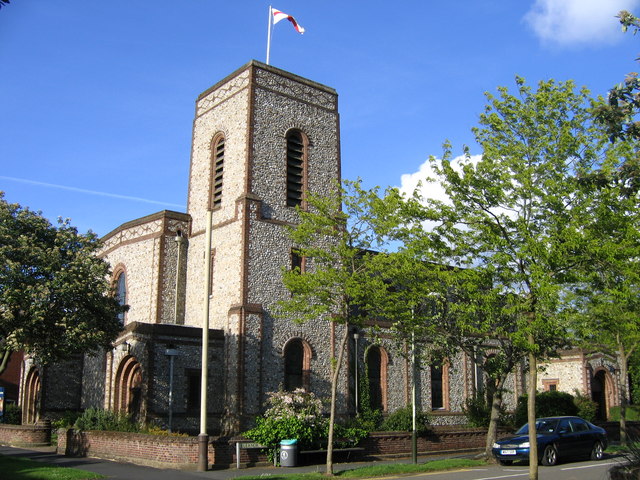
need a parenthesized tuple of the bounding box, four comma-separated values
(1, 403, 21, 424)
(592, 10, 640, 142)
(463, 395, 493, 428)
(244, 389, 328, 462)
(514, 392, 578, 426)
(0, 193, 125, 374)
(573, 391, 598, 422)
(379, 405, 430, 434)
(384, 77, 617, 467)
(74, 408, 139, 432)
(51, 410, 82, 429)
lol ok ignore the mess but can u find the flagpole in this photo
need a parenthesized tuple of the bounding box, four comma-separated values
(266, 5, 273, 65)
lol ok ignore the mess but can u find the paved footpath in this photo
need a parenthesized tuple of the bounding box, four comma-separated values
(2, 445, 474, 480)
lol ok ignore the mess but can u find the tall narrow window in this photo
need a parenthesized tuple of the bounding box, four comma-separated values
(186, 369, 201, 412)
(365, 346, 388, 412)
(211, 135, 224, 208)
(284, 339, 304, 390)
(431, 364, 443, 409)
(291, 249, 305, 273)
(116, 272, 127, 324)
(367, 347, 382, 411)
(286, 130, 305, 207)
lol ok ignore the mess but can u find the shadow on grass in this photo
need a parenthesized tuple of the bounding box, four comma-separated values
(235, 458, 486, 480)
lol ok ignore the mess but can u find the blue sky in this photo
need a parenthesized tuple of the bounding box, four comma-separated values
(2, 0, 640, 236)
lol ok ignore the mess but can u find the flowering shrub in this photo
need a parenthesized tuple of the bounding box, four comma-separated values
(244, 389, 328, 461)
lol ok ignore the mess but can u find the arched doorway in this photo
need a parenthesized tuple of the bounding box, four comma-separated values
(114, 356, 143, 422)
(23, 367, 41, 424)
(365, 346, 388, 412)
(592, 369, 613, 420)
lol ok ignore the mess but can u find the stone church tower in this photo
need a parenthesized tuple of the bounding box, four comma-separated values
(183, 60, 342, 429)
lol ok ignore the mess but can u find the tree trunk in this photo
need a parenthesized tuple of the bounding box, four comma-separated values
(0, 348, 11, 376)
(484, 375, 506, 458)
(528, 344, 538, 480)
(618, 344, 629, 446)
(326, 323, 350, 476)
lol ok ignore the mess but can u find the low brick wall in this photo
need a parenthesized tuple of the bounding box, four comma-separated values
(0, 423, 52, 447)
(361, 427, 492, 459)
(57, 429, 215, 470)
(57, 426, 490, 469)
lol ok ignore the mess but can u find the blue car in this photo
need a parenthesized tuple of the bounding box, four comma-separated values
(492, 416, 607, 466)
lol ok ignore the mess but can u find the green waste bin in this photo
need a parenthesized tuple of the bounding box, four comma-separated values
(280, 439, 298, 467)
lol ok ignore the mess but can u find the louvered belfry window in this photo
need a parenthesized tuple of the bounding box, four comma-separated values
(212, 136, 224, 208)
(286, 131, 305, 207)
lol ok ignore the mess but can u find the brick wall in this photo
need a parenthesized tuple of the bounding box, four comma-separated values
(0, 424, 51, 447)
(57, 429, 214, 469)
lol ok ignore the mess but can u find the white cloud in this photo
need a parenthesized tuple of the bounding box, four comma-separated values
(399, 154, 482, 205)
(524, 0, 640, 46)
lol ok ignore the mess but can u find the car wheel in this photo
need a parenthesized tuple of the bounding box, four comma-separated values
(498, 459, 513, 466)
(590, 441, 604, 460)
(541, 445, 558, 466)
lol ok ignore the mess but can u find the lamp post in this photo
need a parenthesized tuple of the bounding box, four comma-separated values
(353, 332, 359, 415)
(198, 209, 213, 472)
(165, 346, 179, 433)
(411, 325, 417, 464)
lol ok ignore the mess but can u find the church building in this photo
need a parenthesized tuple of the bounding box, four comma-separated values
(18, 61, 621, 433)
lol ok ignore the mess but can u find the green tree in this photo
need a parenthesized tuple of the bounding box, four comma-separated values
(0, 193, 124, 375)
(277, 179, 388, 475)
(397, 78, 614, 479)
(379, 202, 535, 458)
(575, 150, 640, 445)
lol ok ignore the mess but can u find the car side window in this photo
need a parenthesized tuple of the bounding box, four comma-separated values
(558, 419, 572, 433)
(571, 419, 589, 432)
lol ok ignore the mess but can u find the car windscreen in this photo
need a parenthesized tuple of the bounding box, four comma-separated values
(515, 419, 559, 435)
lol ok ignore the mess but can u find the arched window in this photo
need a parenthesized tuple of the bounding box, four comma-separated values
(283, 338, 311, 390)
(115, 271, 127, 324)
(286, 130, 307, 207)
(211, 135, 225, 208)
(366, 346, 388, 412)
(431, 361, 449, 410)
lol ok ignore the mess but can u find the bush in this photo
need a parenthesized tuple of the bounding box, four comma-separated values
(463, 395, 491, 428)
(356, 407, 382, 431)
(379, 405, 430, 434)
(51, 411, 81, 429)
(244, 389, 327, 462)
(74, 408, 138, 432)
(2, 403, 21, 425)
(573, 391, 598, 422)
(515, 391, 578, 426)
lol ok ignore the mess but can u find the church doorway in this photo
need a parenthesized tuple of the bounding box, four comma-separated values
(23, 367, 41, 424)
(592, 369, 612, 420)
(114, 356, 143, 422)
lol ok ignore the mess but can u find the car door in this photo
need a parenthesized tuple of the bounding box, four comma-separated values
(569, 418, 593, 457)
(555, 418, 578, 458)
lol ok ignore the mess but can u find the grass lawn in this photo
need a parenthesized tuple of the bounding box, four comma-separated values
(0, 455, 105, 480)
(235, 458, 486, 480)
